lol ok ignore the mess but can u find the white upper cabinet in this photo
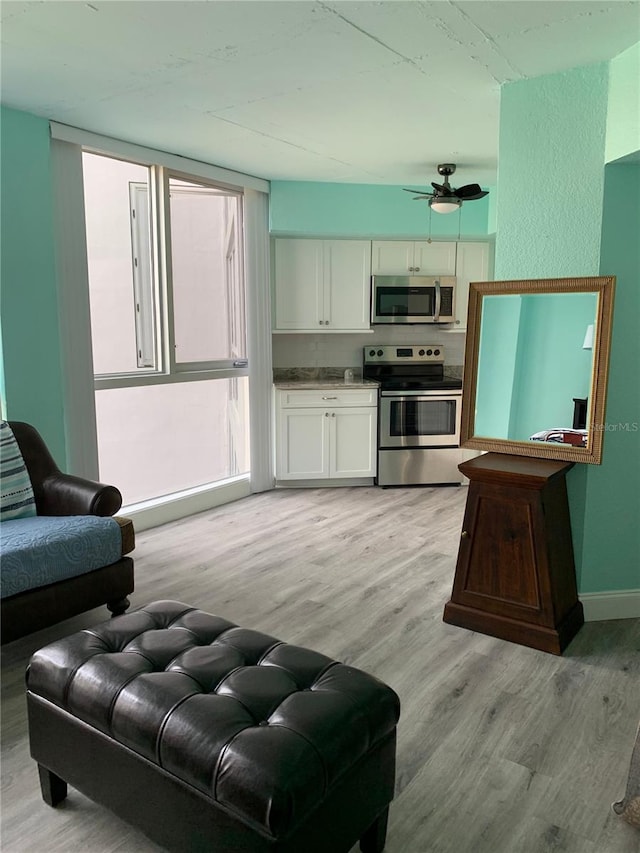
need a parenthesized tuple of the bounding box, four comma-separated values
(273, 239, 323, 330)
(371, 241, 457, 275)
(274, 239, 371, 332)
(323, 241, 371, 330)
(453, 242, 491, 330)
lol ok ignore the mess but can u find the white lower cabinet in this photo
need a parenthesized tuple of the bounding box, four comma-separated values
(275, 389, 377, 481)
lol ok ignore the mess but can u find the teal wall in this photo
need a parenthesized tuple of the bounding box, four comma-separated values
(0, 106, 66, 463)
(270, 181, 492, 239)
(475, 292, 596, 442)
(509, 293, 596, 441)
(495, 60, 640, 593)
(495, 63, 608, 279)
(475, 296, 521, 437)
(581, 162, 640, 592)
(605, 43, 640, 163)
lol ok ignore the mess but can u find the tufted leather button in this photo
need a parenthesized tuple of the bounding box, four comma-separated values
(258, 720, 269, 727)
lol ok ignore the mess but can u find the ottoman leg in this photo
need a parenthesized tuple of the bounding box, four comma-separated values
(360, 806, 389, 853)
(38, 765, 67, 807)
(107, 597, 130, 617)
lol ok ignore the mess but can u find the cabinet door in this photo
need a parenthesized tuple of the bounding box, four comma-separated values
(371, 241, 456, 275)
(323, 240, 371, 330)
(330, 407, 377, 478)
(454, 242, 490, 330)
(277, 408, 329, 479)
(412, 242, 457, 275)
(274, 239, 323, 330)
(371, 241, 415, 274)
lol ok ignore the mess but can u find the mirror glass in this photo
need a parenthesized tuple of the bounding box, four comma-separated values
(461, 276, 615, 464)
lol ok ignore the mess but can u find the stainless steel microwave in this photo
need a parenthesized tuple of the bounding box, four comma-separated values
(371, 275, 456, 324)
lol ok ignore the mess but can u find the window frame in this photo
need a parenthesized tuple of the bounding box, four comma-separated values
(85, 157, 249, 392)
(128, 180, 157, 370)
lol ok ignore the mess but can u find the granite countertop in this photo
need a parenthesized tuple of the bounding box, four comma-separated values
(273, 367, 378, 390)
(273, 365, 463, 389)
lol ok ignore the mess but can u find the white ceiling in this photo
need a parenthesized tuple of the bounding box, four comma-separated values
(1, 1, 639, 187)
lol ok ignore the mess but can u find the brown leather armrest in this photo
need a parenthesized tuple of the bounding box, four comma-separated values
(38, 474, 123, 517)
(9, 421, 123, 517)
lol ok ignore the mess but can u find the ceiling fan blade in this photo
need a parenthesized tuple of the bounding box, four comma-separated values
(403, 187, 427, 194)
(431, 182, 448, 194)
(459, 190, 489, 201)
(454, 183, 488, 200)
(412, 195, 433, 200)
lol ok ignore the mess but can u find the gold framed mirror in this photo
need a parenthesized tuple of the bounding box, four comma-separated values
(460, 276, 615, 464)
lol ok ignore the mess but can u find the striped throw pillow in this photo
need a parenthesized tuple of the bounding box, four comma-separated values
(0, 421, 37, 520)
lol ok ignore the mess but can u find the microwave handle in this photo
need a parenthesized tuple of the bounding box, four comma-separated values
(434, 280, 441, 322)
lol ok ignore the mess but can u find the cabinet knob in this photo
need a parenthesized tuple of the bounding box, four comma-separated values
(415, 266, 420, 272)
(461, 530, 470, 539)
(332, 412, 336, 417)
(325, 412, 329, 417)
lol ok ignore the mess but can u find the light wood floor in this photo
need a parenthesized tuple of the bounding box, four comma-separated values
(2, 485, 639, 853)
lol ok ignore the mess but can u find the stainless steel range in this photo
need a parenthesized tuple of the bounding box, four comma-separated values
(363, 345, 463, 486)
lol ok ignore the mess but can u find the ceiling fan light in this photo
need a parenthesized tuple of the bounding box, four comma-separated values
(429, 197, 461, 214)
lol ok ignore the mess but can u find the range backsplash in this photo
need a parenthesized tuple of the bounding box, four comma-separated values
(272, 327, 466, 370)
(274, 366, 364, 382)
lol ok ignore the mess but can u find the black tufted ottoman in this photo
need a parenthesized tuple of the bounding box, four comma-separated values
(27, 600, 400, 852)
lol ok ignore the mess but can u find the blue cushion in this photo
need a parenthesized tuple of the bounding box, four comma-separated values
(0, 515, 123, 599)
(0, 421, 36, 521)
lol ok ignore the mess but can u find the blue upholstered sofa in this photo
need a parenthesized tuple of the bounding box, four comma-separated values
(1, 421, 135, 643)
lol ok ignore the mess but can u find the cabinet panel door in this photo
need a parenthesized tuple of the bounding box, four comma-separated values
(413, 242, 457, 275)
(274, 239, 323, 330)
(453, 486, 549, 623)
(330, 407, 377, 478)
(323, 241, 371, 330)
(371, 241, 415, 274)
(454, 242, 490, 330)
(277, 409, 328, 479)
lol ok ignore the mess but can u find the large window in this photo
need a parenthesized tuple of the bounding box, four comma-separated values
(83, 153, 249, 505)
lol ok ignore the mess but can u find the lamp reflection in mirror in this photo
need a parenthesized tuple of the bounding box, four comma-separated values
(460, 276, 615, 465)
(583, 324, 594, 350)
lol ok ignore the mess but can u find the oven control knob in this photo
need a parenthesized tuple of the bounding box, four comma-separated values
(434, 348, 441, 356)
(369, 349, 376, 357)
(426, 349, 433, 356)
(377, 349, 384, 356)
(418, 349, 425, 356)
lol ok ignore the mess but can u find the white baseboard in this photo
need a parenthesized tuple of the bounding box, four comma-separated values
(580, 589, 640, 621)
(122, 478, 251, 532)
(275, 478, 374, 488)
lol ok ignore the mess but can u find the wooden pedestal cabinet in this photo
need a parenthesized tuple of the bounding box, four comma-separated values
(443, 454, 584, 655)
